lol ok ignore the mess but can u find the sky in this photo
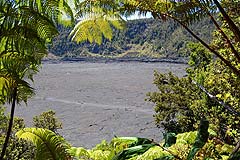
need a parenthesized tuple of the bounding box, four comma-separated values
(124, 12, 152, 20)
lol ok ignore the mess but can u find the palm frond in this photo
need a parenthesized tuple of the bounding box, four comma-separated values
(16, 128, 71, 160)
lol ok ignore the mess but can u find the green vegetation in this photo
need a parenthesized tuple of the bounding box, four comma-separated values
(0, 0, 74, 158)
(13, 119, 236, 159)
(16, 128, 71, 160)
(33, 110, 62, 133)
(0, 106, 35, 159)
(146, 0, 240, 147)
(49, 18, 214, 58)
(0, 108, 63, 159)
(0, 0, 240, 159)
(0, 0, 120, 158)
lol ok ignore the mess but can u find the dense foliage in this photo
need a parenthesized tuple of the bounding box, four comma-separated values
(15, 120, 238, 160)
(1, 0, 240, 159)
(147, 0, 240, 150)
(33, 110, 62, 133)
(147, 43, 240, 142)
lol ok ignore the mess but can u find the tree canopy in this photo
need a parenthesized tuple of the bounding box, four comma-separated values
(74, 0, 240, 75)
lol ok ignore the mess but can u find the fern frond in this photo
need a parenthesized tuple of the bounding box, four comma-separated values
(123, 0, 216, 25)
(17, 0, 74, 27)
(70, 15, 125, 44)
(16, 128, 71, 160)
(67, 147, 91, 159)
(71, 0, 125, 44)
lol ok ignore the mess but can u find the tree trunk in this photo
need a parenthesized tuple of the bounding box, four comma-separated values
(161, 13, 240, 76)
(213, 0, 240, 43)
(0, 87, 17, 160)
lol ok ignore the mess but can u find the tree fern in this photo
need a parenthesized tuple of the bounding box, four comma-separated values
(0, 56, 36, 104)
(16, 128, 71, 160)
(121, 0, 240, 75)
(0, 1, 74, 158)
(0, 0, 75, 103)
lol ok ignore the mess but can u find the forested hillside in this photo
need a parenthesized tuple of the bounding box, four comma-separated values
(49, 18, 214, 58)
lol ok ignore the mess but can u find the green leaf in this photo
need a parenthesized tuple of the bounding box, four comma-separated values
(16, 128, 71, 160)
(128, 137, 154, 147)
(67, 147, 91, 159)
(112, 144, 156, 160)
(70, 1, 125, 45)
(187, 118, 209, 160)
(163, 132, 176, 147)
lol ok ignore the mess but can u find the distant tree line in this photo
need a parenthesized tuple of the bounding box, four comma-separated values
(49, 18, 214, 58)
